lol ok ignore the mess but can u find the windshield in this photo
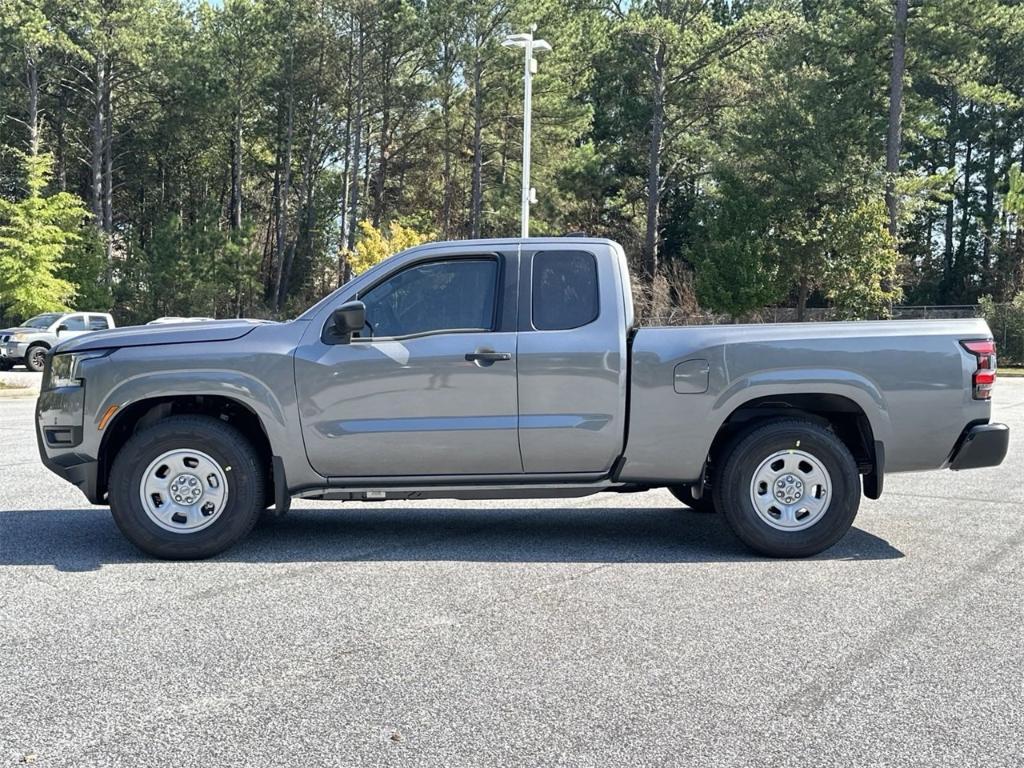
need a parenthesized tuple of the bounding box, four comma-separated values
(22, 313, 62, 329)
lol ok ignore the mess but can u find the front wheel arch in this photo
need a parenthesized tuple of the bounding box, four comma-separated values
(98, 394, 275, 506)
(108, 414, 266, 559)
(25, 343, 50, 371)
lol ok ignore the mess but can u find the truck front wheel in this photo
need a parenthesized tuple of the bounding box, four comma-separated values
(108, 415, 265, 559)
(714, 419, 860, 558)
(26, 344, 48, 372)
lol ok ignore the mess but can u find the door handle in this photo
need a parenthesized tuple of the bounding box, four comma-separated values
(465, 350, 512, 363)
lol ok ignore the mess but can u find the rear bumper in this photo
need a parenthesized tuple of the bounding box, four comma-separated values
(949, 423, 1010, 471)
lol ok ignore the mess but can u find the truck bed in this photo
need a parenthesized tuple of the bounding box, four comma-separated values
(619, 319, 993, 483)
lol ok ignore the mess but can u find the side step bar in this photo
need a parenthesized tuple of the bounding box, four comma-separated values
(296, 481, 629, 502)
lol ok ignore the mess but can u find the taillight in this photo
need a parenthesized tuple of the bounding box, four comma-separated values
(960, 339, 997, 400)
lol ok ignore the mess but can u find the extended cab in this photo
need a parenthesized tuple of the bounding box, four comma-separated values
(1, 312, 115, 372)
(36, 238, 1010, 559)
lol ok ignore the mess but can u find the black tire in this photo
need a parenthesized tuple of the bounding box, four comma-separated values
(668, 484, 716, 513)
(713, 419, 860, 558)
(25, 344, 48, 372)
(108, 415, 265, 559)
(0, 359, 11, 371)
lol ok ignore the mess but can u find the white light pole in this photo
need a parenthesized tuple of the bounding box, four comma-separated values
(503, 28, 551, 238)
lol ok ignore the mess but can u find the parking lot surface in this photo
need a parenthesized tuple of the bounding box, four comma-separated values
(1, 383, 1022, 767)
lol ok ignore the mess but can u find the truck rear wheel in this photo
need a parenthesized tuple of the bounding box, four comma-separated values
(713, 419, 860, 558)
(108, 415, 265, 559)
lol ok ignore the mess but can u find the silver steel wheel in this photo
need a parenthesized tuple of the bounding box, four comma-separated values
(749, 449, 831, 532)
(139, 448, 229, 534)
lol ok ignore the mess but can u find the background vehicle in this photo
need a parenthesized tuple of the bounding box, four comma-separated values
(36, 238, 1009, 559)
(1, 312, 115, 372)
(146, 317, 215, 325)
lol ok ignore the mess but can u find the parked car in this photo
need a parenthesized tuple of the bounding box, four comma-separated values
(146, 317, 215, 325)
(1, 312, 115, 372)
(36, 238, 1009, 560)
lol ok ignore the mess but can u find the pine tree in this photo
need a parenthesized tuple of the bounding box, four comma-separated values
(0, 153, 84, 316)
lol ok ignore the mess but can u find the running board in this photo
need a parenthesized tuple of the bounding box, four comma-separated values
(296, 480, 626, 502)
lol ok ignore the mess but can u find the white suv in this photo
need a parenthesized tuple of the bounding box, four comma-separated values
(0, 312, 116, 372)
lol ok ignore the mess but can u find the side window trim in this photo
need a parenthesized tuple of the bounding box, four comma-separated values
(327, 254, 504, 343)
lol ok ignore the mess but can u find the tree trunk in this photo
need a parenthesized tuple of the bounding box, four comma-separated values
(90, 57, 105, 228)
(230, 104, 243, 230)
(273, 47, 295, 311)
(55, 76, 68, 190)
(642, 40, 666, 279)
(885, 0, 909, 240)
(339, 27, 354, 283)
(470, 50, 484, 239)
(982, 118, 997, 269)
(102, 62, 114, 261)
(942, 95, 957, 297)
(955, 102, 974, 295)
(269, 162, 281, 295)
(373, 60, 391, 227)
(797, 272, 809, 321)
(440, 43, 454, 239)
(280, 101, 319, 309)
(345, 20, 364, 252)
(25, 46, 40, 158)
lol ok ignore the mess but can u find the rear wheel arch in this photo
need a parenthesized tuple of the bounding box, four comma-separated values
(98, 394, 275, 504)
(706, 393, 881, 492)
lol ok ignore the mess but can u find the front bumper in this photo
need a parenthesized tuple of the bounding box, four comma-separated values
(1, 341, 28, 360)
(949, 423, 1010, 471)
(35, 384, 104, 504)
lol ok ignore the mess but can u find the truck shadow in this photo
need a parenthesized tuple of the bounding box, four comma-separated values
(0, 505, 904, 572)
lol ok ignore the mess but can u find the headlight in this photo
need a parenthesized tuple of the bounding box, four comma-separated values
(48, 350, 111, 388)
(11, 331, 29, 341)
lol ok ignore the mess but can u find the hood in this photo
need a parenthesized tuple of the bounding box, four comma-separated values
(1, 326, 47, 335)
(55, 319, 272, 353)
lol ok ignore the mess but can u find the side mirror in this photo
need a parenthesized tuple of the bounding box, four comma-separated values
(329, 301, 366, 344)
(56, 323, 68, 335)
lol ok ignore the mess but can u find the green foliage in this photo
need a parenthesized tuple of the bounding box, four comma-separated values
(0, 153, 83, 316)
(0, 0, 1021, 325)
(692, 173, 784, 316)
(979, 291, 1024, 365)
(823, 196, 902, 319)
(1008, 164, 1024, 218)
(694, 0, 903, 318)
(344, 220, 433, 276)
(59, 226, 111, 311)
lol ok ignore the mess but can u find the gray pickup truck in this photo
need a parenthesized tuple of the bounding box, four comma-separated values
(1, 311, 116, 371)
(36, 238, 1009, 559)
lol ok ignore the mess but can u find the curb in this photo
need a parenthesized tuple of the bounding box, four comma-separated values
(0, 388, 38, 400)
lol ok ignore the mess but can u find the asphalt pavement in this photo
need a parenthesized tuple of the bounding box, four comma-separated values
(1, 383, 1022, 767)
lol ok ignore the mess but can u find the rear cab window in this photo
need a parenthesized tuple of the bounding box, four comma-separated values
(531, 250, 599, 331)
(61, 315, 88, 331)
